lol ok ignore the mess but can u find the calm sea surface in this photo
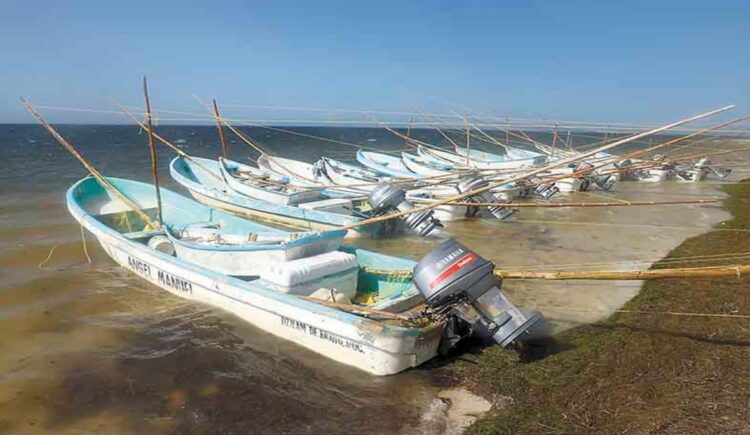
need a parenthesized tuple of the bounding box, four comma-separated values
(0, 125, 736, 434)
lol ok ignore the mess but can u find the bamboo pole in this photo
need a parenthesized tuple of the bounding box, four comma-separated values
(340, 105, 734, 230)
(445, 198, 720, 208)
(113, 101, 226, 183)
(213, 99, 228, 158)
(465, 115, 471, 166)
(142, 76, 163, 225)
(23, 99, 160, 229)
(299, 296, 410, 320)
(496, 263, 750, 280)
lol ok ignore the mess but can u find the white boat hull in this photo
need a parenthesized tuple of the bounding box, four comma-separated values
(71, 205, 442, 376)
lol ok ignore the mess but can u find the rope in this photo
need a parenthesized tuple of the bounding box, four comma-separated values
(38, 242, 61, 269)
(80, 224, 92, 264)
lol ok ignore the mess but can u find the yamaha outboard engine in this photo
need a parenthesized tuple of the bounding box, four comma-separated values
(413, 239, 542, 353)
(368, 183, 443, 237)
(456, 175, 513, 220)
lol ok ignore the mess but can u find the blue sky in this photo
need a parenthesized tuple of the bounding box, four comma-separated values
(1, 0, 748, 124)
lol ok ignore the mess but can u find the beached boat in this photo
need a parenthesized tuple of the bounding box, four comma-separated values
(171, 156, 400, 237)
(257, 154, 331, 187)
(453, 146, 547, 166)
(319, 156, 388, 190)
(317, 156, 476, 221)
(401, 152, 454, 177)
(418, 145, 541, 170)
(356, 150, 417, 178)
(68, 175, 443, 375)
(218, 157, 323, 205)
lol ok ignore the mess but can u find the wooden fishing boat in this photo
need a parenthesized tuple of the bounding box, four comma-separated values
(218, 157, 323, 205)
(170, 156, 400, 237)
(68, 176, 442, 375)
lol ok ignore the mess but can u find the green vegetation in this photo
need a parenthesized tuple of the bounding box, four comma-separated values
(438, 182, 750, 434)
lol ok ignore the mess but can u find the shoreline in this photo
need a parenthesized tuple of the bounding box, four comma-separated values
(434, 180, 750, 433)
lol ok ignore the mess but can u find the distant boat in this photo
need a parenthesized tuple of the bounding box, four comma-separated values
(170, 156, 401, 237)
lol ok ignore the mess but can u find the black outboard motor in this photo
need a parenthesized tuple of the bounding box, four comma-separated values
(594, 174, 616, 191)
(697, 158, 731, 179)
(534, 181, 560, 199)
(456, 175, 513, 220)
(413, 239, 542, 353)
(368, 183, 443, 237)
(517, 179, 559, 199)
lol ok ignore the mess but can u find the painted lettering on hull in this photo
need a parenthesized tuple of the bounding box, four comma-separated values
(127, 256, 152, 277)
(280, 316, 365, 354)
(126, 256, 192, 295)
(157, 270, 193, 294)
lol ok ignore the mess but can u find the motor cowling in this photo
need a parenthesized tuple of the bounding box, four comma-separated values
(516, 179, 559, 199)
(368, 183, 443, 237)
(456, 175, 513, 220)
(413, 239, 542, 351)
(534, 181, 560, 199)
(594, 174, 616, 191)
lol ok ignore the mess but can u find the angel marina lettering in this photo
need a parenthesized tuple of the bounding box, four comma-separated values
(280, 316, 365, 354)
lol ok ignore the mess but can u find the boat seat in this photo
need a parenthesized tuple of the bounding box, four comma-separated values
(298, 198, 353, 215)
(260, 251, 358, 299)
(123, 229, 166, 240)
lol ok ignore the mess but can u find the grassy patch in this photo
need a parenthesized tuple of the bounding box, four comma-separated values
(438, 182, 750, 434)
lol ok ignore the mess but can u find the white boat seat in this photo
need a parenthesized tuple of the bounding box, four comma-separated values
(123, 229, 165, 240)
(260, 251, 358, 299)
(298, 198, 353, 215)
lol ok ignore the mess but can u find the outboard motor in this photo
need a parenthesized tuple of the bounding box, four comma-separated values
(534, 181, 560, 199)
(312, 159, 327, 181)
(516, 179, 559, 199)
(594, 174, 616, 191)
(413, 239, 543, 353)
(368, 183, 443, 237)
(456, 175, 513, 220)
(574, 161, 595, 176)
(697, 158, 731, 179)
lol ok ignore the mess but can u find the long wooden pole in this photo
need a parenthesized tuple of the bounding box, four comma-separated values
(465, 115, 471, 166)
(142, 76, 163, 225)
(496, 263, 750, 280)
(23, 99, 160, 229)
(446, 198, 720, 208)
(113, 101, 225, 183)
(213, 99, 228, 158)
(341, 105, 734, 230)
